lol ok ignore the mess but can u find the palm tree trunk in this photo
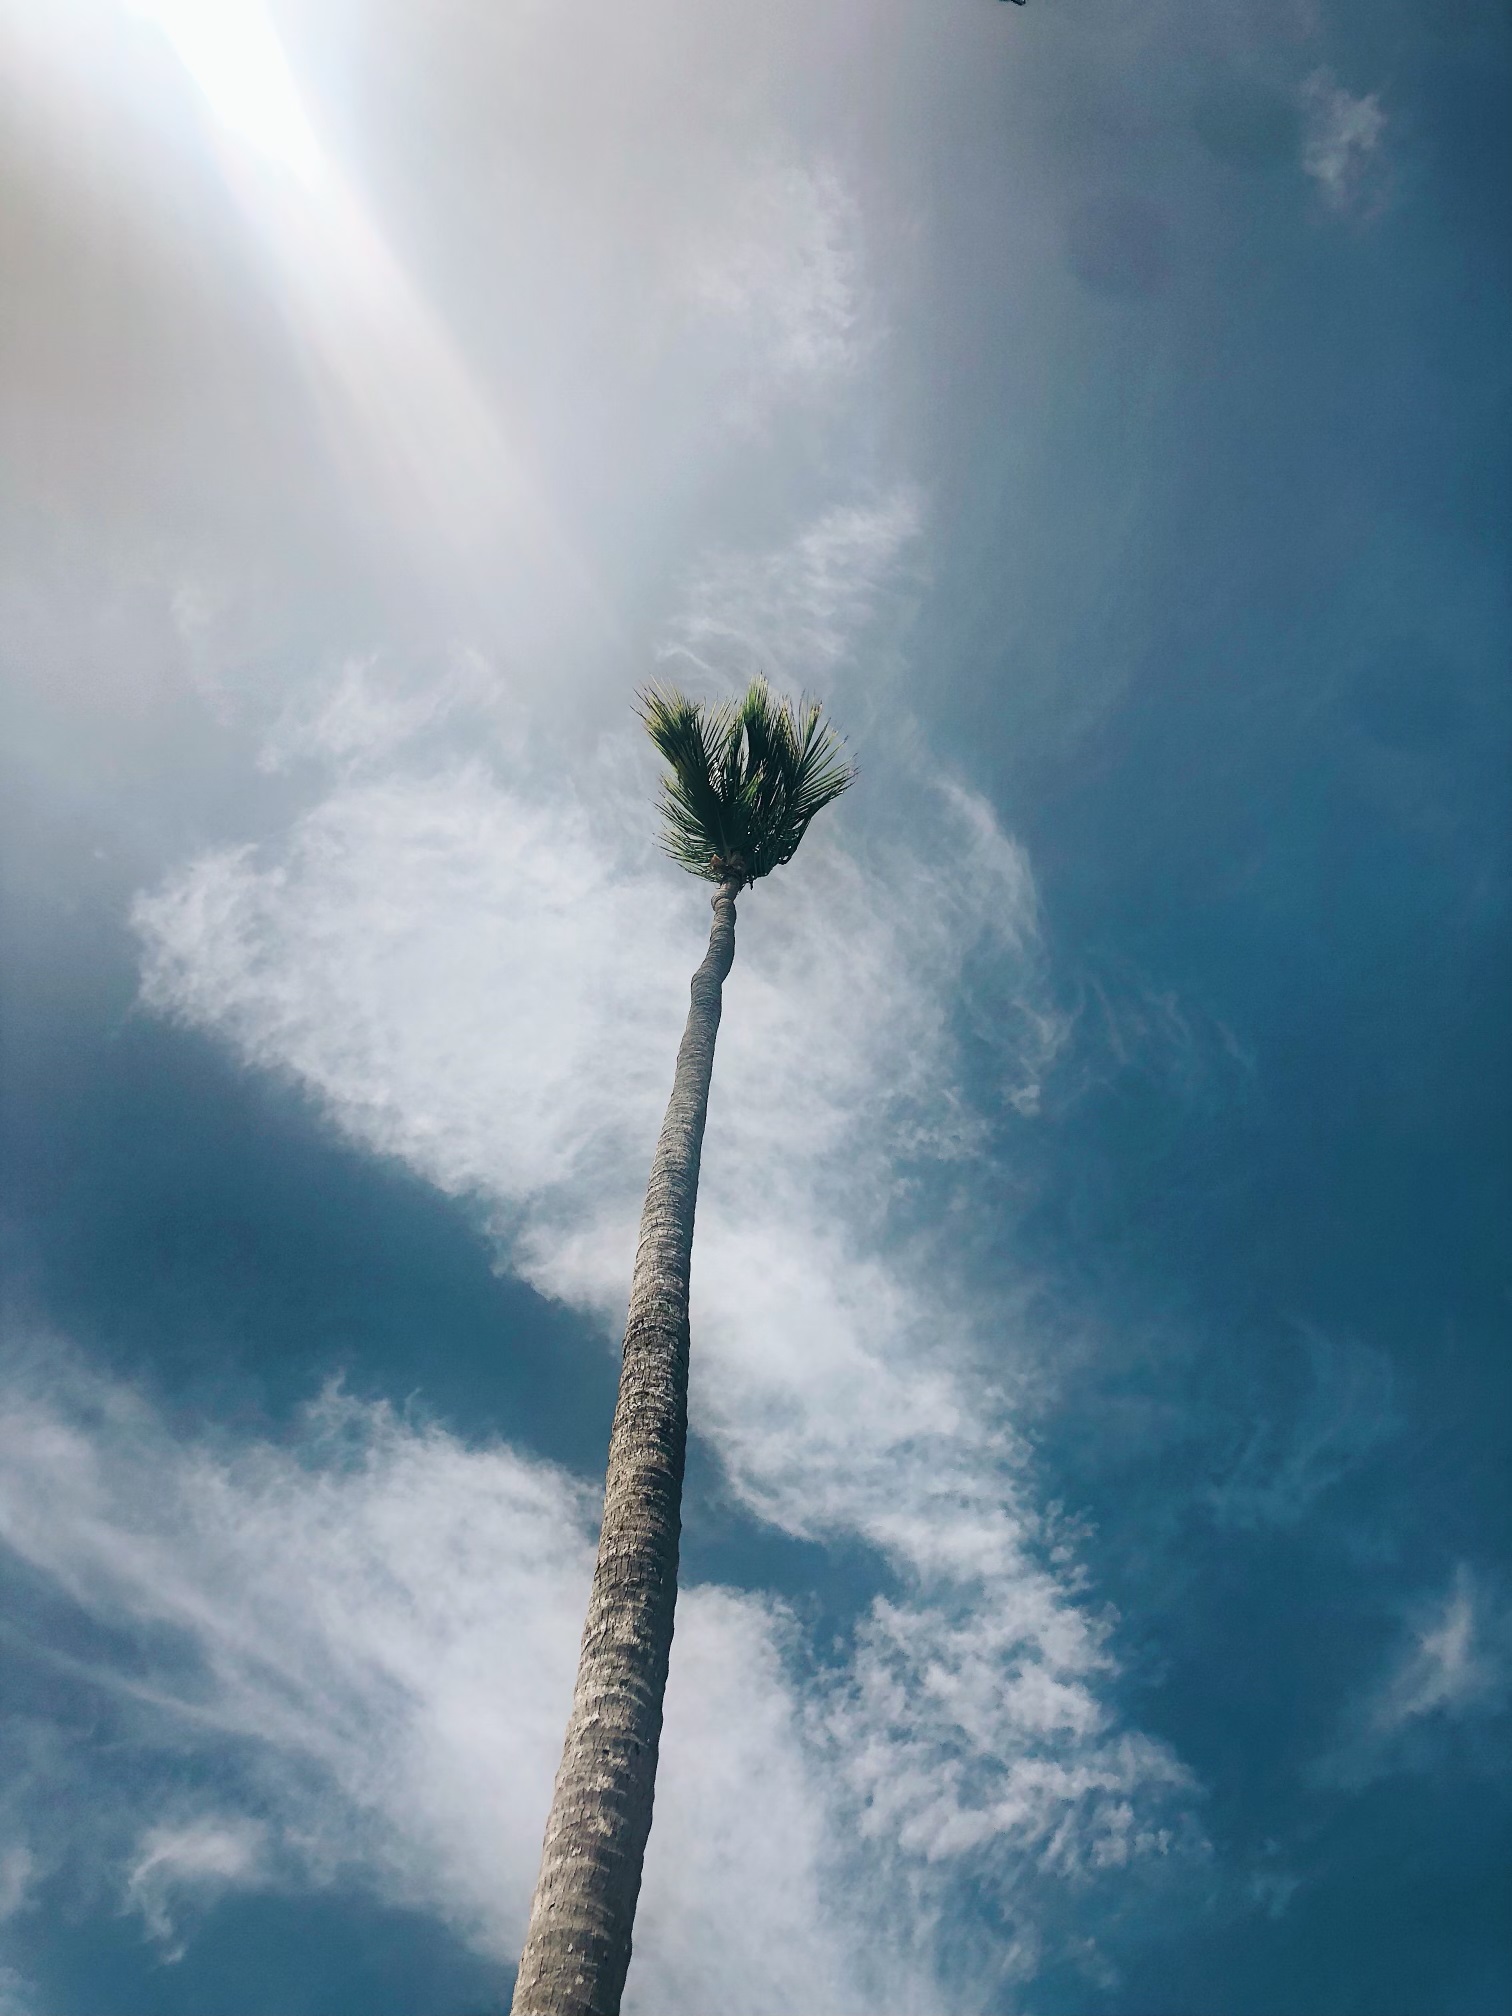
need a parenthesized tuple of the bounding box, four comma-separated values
(511, 875, 742, 2016)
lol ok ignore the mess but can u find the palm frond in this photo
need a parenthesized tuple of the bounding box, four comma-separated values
(636, 677, 856, 884)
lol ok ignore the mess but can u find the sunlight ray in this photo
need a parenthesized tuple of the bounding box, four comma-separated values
(125, 0, 598, 654)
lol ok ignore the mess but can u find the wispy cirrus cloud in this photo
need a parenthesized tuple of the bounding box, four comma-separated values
(104, 609, 1201, 2001)
(666, 489, 923, 684)
(125, 1820, 271, 1960)
(0, 1360, 870, 2013)
(1317, 1565, 1512, 1791)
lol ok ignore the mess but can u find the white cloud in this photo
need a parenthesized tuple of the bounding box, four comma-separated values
(125, 1818, 270, 1958)
(635, 1588, 869, 2015)
(0, 1372, 591, 1946)
(1317, 1565, 1512, 1790)
(1299, 70, 1388, 217)
(1373, 1567, 1506, 1732)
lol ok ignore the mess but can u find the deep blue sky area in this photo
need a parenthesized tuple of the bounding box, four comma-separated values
(2, 1, 1509, 2013)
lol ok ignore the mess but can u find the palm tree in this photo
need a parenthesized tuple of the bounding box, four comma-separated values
(510, 678, 856, 2016)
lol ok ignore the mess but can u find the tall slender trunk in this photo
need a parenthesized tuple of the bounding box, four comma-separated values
(511, 876, 742, 2016)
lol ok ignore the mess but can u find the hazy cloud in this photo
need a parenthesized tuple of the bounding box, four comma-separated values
(258, 647, 523, 776)
(1299, 69, 1388, 217)
(684, 156, 871, 411)
(0, 1854, 30, 1929)
(0, 1966, 35, 2016)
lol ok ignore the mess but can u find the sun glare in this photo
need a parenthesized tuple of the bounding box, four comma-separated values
(127, 0, 328, 187)
(113, 0, 599, 664)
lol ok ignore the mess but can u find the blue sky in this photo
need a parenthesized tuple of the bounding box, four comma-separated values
(1, 0, 1508, 2011)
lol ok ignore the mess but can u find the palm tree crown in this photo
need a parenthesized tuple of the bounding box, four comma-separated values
(638, 677, 856, 887)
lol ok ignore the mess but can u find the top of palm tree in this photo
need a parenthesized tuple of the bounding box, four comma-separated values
(637, 677, 857, 887)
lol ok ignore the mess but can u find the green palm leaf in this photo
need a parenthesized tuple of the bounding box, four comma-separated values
(637, 677, 856, 884)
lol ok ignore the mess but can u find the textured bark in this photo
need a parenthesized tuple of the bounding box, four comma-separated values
(511, 876, 741, 2016)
